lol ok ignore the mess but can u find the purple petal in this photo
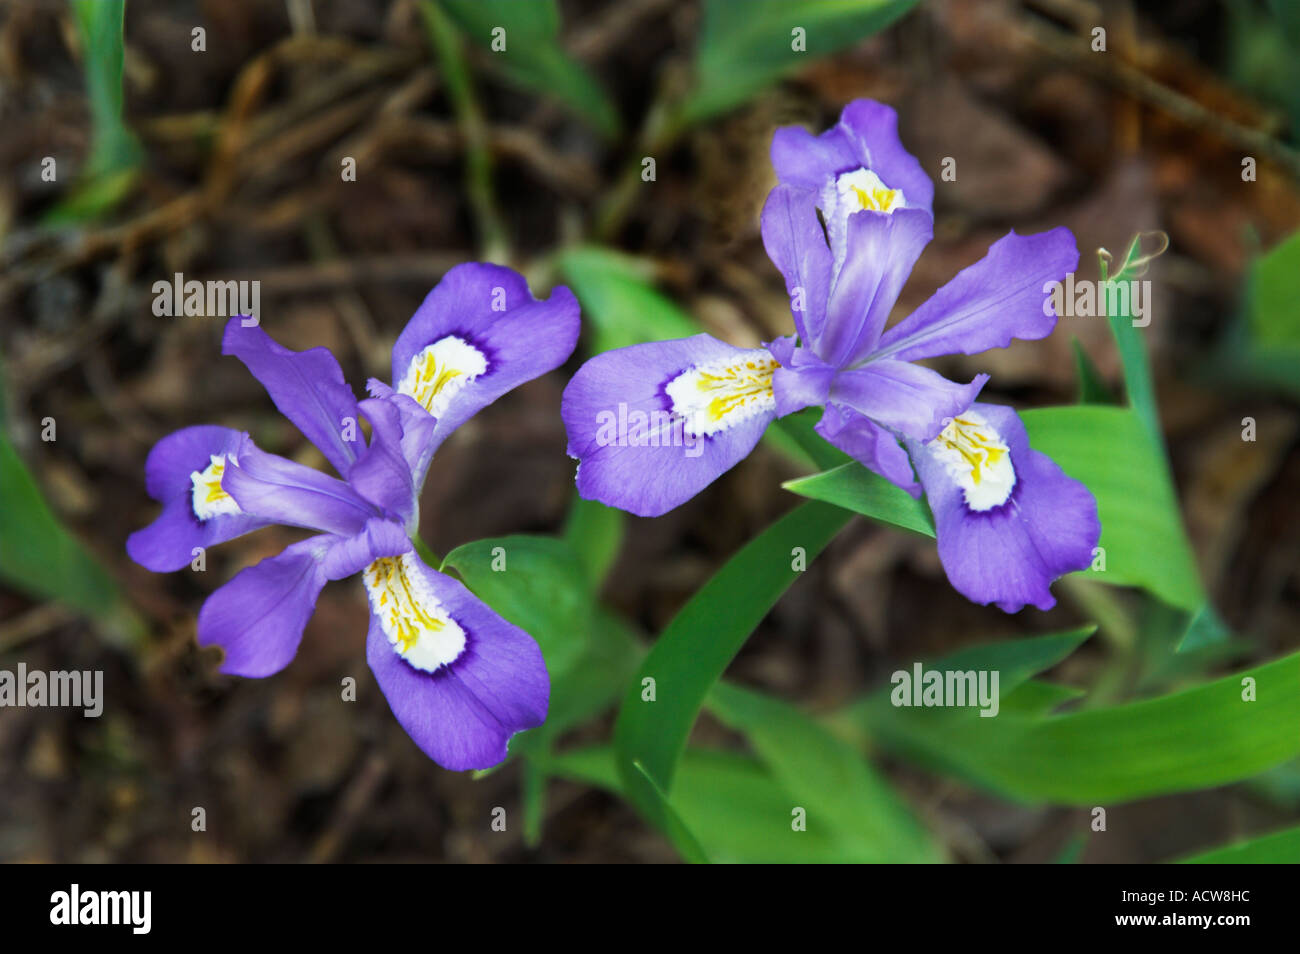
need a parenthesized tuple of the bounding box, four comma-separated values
(140, 425, 243, 501)
(908, 403, 1100, 612)
(837, 99, 934, 214)
(196, 520, 411, 677)
(815, 404, 920, 496)
(222, 318, 363, 475)
(830, 359, 987, 443)
(562, 335, 777, 517)
(126, 426, 268, 572)
(196, 536, 334, 677)
(771, 99, 933, 213)
(770, 124, 858, 192)
(365, 555, 548, 771)
(364, 383, 438, 492)
(346, 397, 418, 527)
(760, 184, 832, 346)
(875, 228, 1079, 363)
(222, 442, 376, 537)
(770, 347, 835, 417)
(821, 207, 932, 367)
(319, 517, 412, 581)
(389, 263, 580, 453)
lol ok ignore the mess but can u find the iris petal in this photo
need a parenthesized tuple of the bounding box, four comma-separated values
(390, 262, 580, 456)
(365, 553, 548, 772)
(875, 228, 1079, 363)
(126, 426, 268, 572)
(222, 319, 364, 476)
(562, 334, 777, 517)
(907, 403, 1100, 612)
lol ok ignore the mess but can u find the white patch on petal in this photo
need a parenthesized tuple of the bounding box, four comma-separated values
(820, 167, 909, 279)
(927, 411, 1016, 511)
(834, 167, 906, 214)
(397, 335, 488, 418)
(665, 350, 778, 437)
(364, 552, 466, 672)
(190, 454, 242, 520)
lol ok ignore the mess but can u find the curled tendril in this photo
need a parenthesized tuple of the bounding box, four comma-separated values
(1098, 230, 1170, 281)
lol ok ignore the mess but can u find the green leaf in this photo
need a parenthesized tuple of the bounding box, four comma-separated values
(684, 0, 919, 123)
(856, 648, 1300, 805)
(1071, 338, 1114, 405)
(438, 0, 619, 138)
(0, 432, 137, 638)
(562, 494, 623, 589)
(442, 535, 592, 678)
(1177, 824, 1300, 863)
(1245, 228, 1300, 354)
(631, 761, 711, 863)
(509, 603, 640, 843)
(558, 246, 700, 354)
(461, 531, 638, 845)
(782, 461, 935, 537)
(613, 501, 851, 830)
(832, 627, 1095, 740)
(44, 0, 141, 225)
(1021, 405, 1204, 611)
(42, 166, 139, 228)
(545, 745, 907, 862)
(707, 682, 941, 862)
(420, 0, 507, 260)
(1175, 602, 1231, 653)
(72, 0, 140, 178)
(1054, 834, 1086, 864)
(1100, 236, 1164, 445)
(540, 608, 642, 737)
(999, 679, 1087, 716)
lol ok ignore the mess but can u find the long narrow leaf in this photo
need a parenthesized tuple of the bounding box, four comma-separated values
(707, 682, 941, 862)
(613, 501, 851, 829)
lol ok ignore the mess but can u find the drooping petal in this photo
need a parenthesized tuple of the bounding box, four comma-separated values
(562, 335, 778, 517)
(821, 207, 932, 367)
(815, 403, 919, 496)
(907, 403, 1100, 612)
(222, 318, 364, 476)
(196, 536, 334, 677)
(364, 552, 548, 771)
(760, 184, 832, 346)
(830, 359, 987, 443)
(771, 99, 933, 214)
(197, 519, 410, 678)
(389, 263, 580, 453)
(875, 227, 1079, 363)
(126, 426, 268, 572)
(222, 442, 376, 537)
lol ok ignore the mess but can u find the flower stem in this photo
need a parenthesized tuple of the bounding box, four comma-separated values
(412, 534, 442, 569)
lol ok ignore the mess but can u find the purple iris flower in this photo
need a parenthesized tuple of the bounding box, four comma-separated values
(127, 263, 580, 770)
(904, 403, 1098, 612)
(562, 99, 1099, 612)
